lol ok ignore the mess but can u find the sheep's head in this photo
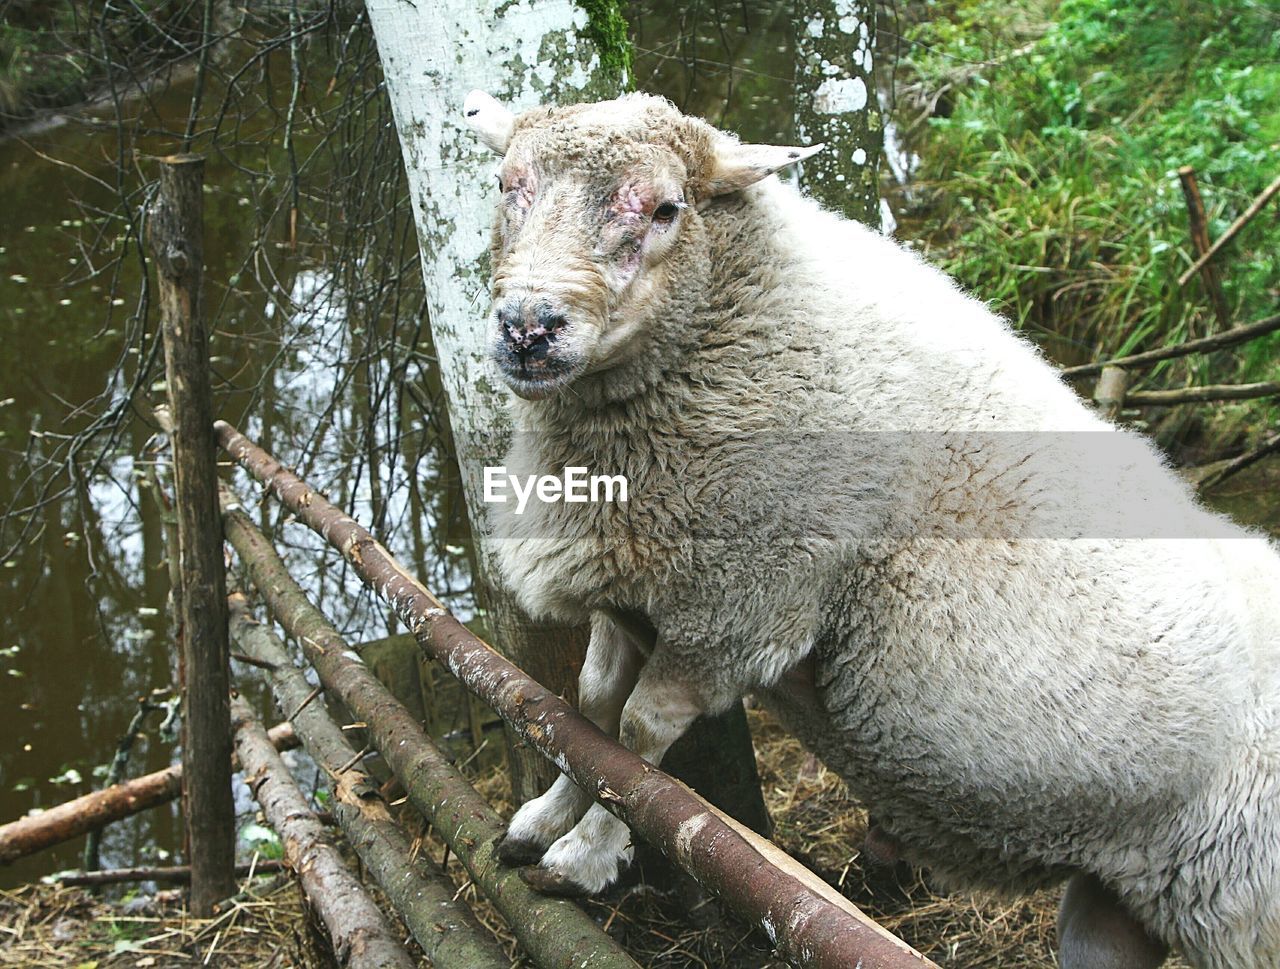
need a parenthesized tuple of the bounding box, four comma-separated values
(463, 91, 821, 401)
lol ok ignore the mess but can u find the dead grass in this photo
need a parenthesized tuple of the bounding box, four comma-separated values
(1, 707, 1194, 968)
(0, 875, 322, 968)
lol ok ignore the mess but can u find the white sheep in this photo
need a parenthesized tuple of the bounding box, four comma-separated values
(462, 90, 1280, 969)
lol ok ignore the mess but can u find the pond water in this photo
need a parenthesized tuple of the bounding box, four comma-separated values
(1, 8, 1276, 890)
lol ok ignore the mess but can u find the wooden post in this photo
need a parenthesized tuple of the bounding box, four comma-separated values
(150, 154, 236, 915)
(1177, 166, 1230, 333)
(1093, 365, 1129, 421)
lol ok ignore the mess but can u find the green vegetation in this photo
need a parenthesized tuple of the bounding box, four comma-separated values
(898, 0, 1279, 430)
(578, 0, 635, 88)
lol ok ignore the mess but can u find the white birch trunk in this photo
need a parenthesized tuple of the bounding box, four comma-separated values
(795, 0, 883, 228)
(364, 0, 624, 800)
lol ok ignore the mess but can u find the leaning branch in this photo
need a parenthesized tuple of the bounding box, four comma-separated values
(1177, 173, 1280, 287)
(0, 724, 297, 866)
(216, 419, 936, 969)
(1062, 311, 1280, 378)
(1197, 428, 1280, 492)
(1123, 381, 1280, 406)
(220, 487, 642, 969)
(228, 597, 511, 969)
(231, 695, 418, 969)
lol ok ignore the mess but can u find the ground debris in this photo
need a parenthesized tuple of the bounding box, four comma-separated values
(3, 706, 1196, 968)
(0, 876, 318, 968)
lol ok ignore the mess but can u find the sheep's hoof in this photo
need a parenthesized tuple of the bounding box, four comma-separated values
(494, 832, 547, 868)
(519, 865, 592, 897)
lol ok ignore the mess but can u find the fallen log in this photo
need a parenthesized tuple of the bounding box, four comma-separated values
(217, 418, 936, 969)
(220, 490, 643, 969)
(53, 860, 285, 887)
(231, 696, 418, 969)
(0, 723, 297, 866)
(227, 597, 510, 969)
(1062, 311, 1280, 378)
(1124, 381, 1280, 406)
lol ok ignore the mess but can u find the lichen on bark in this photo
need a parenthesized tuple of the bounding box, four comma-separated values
(795, 0, 883, 228)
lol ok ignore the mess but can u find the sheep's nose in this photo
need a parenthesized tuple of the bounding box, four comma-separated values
(498, 302, 568, 359)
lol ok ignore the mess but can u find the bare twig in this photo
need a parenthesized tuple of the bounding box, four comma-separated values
(1062, 311, 1280, 378)
(1178, 172, 1280, 287)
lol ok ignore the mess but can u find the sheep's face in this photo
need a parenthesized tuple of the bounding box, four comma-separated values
(463, 92, 820, 400)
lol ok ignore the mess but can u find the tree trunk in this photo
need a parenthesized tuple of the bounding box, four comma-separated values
(795, 0, 883, 228)
(150, 153, 236, 914)
(362, 0, 628, 803)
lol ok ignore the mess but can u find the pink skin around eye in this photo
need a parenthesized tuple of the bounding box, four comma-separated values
(606, 182, 662, 284)
(503, 166, 536, 210)
(608, 182, 654, 224)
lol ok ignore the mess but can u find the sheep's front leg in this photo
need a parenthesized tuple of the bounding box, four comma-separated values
(521, 655, 707, 896)
(496, 613, 642, 866)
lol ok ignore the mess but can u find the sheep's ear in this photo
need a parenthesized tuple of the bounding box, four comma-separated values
(704, 141, 824, 196)
(463, 90, 515, 154)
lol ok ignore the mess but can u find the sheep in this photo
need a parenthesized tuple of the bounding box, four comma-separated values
(461, 90, 1280, 969)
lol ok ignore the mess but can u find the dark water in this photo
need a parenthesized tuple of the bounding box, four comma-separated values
(1, 9, 1276, 890)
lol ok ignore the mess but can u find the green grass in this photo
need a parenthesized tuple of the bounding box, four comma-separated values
(896, 0, 1280, 439)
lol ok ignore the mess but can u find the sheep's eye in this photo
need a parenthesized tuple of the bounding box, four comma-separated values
(653, 202, 680, 223)
(496, 175, 505, 192)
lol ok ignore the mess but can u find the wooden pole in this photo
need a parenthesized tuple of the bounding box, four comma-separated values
(230, 697, 419, 969)
(217, 420, 937, 969)
(150, 153, 236, 915)
(0, 724, 296, 867)
(220, 491, 643, 969)
(228, 606, 511, 969)
(1177, 167, 1231, 333)
(1092, 366, 1129, 421)
(53, 860, 286, 887)
(1123, 381, 1280, 406)
(1061, 311, 1280, 378)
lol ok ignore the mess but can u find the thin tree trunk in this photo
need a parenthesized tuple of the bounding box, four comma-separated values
(151, 153, 236, 914)
(221, 489, 642, 969)
(362, 0, 625, 803)
(795, 0, 883, 227)
(228, 601, 511, 969)
(0, 724, 297, 866)
(230, 696, 418, 969)
(218, 420, 937, 969)
(1177, 166, 1230, 333)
